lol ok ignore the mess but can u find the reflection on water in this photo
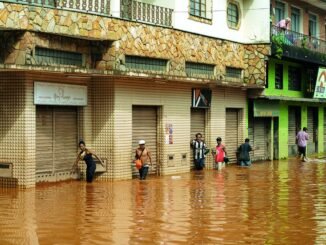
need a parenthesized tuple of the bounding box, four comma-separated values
(0, 160, 326, 244)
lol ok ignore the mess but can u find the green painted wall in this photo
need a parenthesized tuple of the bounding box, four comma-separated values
(279, 103, 289, 159)
(264, 59, 326, 159)
(266, 59, 304, 98)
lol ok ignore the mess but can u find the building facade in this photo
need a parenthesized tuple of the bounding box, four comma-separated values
(0, 0, 270, 187)
(249, 0, 326, 160)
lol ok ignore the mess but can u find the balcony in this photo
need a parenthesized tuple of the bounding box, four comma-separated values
(271, 25, 326, 66)
(0, 0, 110, 16)
(120, 0, 173, 27)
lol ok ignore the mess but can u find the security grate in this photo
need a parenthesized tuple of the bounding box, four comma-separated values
(35, 47, 83, 67)
(226, 67, 242, 79)
(185, 62, 215, 78)
(125, 55, 167, 72)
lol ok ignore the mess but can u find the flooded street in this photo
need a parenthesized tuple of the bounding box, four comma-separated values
(0, 160, 326, 244)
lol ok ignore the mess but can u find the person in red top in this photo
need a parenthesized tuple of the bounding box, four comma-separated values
(212, 137, 227, 170)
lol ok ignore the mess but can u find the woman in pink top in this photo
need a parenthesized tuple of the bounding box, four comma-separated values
(212, 137, 227, 170)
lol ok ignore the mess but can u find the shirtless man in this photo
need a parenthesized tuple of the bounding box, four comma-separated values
(135, 140, 152, 180)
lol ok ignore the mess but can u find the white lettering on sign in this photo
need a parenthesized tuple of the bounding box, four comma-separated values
(34, 82, 87, 106)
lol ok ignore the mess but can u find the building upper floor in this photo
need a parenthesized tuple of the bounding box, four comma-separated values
(0, 0, 271, 44)
(270, 0, 326, 65)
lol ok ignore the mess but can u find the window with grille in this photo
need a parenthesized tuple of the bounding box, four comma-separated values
(186, 62, 215, 78)
(125, 55, 167, 72)
(309, 14, 317, 37)
(226, 67, 242, 79)
(227, 2, 240, 29)
(35, 47, 83, 67)
(190, 0, 207, 18)
(291, 7, 301, 32)
(275, 1, 285, 23)
(288, 66, 301, 91)
(275, 64, 283, 89)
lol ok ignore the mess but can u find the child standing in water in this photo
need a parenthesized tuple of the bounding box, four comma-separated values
(212, 137, 227, 170)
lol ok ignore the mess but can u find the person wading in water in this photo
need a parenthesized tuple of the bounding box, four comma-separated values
(72, 140, 104, 183)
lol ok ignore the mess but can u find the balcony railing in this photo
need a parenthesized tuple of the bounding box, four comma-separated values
(121, 0, 173, 27)
(0, 0, 110, 16)
(271, 25, 326, 57)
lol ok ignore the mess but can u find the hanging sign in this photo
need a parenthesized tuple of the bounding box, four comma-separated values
(313, 67, 326, 99)
(34, 82, 88, 106)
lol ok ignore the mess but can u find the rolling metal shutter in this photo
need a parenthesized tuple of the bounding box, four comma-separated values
(36, 106, 77, 174)
(132, 106, 157, 175)
(191, 108, 206, 168)
(252, 118, 270, 161)
(307, 107, 317, 153)
(191, 108, 205, 140)
(288, 107, 300, 156)
(225, 109, 239, 163)
(54, 107, 78, 172)
(36, 107, 54, 173)
(288, 108, 297, 145)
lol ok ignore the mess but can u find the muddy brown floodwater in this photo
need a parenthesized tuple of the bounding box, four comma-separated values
(0, 160, 326, 245)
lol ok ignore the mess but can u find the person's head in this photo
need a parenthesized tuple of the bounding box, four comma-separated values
(196, 133, 202, 141)
(245, 138, 250, 143)
(216, 137, 222, 144)
(285, 17, 291, 24)
(303, 127, 307, 132)
(79, 140, 86, 151)
(139, 140, 146, 149)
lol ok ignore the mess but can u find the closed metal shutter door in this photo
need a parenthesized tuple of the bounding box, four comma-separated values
(36, 106, 77, 174)
(132, 106, 157, 175)
(288, 108, 297, 145)
(191, 108, 206, 168)
(252, 118, 269, 160)
(191, 109, 205, 140)
(225, 109, 239, 163)
(36, 107, 54, 173)
(307, 107, 317, 153)
(54, 107, 78, 172)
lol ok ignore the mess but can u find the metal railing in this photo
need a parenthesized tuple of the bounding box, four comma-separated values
(121, 0, 173, 27)
(271, 25, 326, 55)
(0, 0, 110, 16)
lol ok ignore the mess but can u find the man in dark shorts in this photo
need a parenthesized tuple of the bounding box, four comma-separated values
(296, 127, 309, 162)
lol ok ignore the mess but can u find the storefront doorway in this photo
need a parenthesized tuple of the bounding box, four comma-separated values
(36, 106, 78, 181)
(132, 106, 158, 176)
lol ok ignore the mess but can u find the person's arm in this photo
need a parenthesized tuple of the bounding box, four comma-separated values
(306, 133, 309, 140)
(223, 145, 227, 156)
(72, 151, 82, 171)
(88, 149, 105, 167)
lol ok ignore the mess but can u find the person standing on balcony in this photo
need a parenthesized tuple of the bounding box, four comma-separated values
(296, 127, 309, 162)
(276, 17, 291, 30)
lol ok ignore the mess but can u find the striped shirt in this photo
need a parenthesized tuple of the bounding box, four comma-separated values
(192, 140, 207, 159)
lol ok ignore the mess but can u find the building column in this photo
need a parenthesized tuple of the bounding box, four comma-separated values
(279, 103, 288, 159)
(318, 106, 324, 154)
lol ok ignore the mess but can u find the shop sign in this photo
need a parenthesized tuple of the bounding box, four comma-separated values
(254, 100, 279, 117)
(313, 67, 326, 99)
(192, 88, 212, 108)
(34, 82, 87, 106)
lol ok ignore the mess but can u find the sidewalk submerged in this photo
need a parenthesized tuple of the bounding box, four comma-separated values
(0, 159, 325, 244)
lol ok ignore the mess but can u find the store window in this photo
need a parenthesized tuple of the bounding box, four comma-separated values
(288, 66, 301, 91)
(186, 62, 215, 79)
(275, 64, 283, 89)
(227, 2, 240, 29)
